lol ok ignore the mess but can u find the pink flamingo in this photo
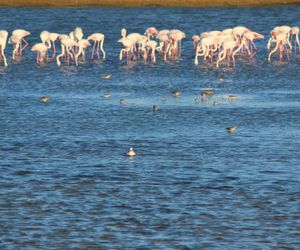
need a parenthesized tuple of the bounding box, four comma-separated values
(192, 35, 200, 51)
(157, 33, 171, 61)
(74, 27, 83, 42)
(168, 29, 185, 57)
(31, 43, 48, 64)
(268, 32, 290, 62)
(87, 33, 106, 60)
(0, 30, 8, 67)
(233, 26, 249, 44)
(56, 38, 77, 66)
(142, 40, 158, 63)
(48, 33, 60, 58)
(118, 37, 135, 62)
(194, 35, 219, 65)
(120, 28, 142, 60)
(217, 39, 239, 67)
(10, 29, 30, 60)
(233, 31, 264, 58)
(74, 39, 91, 65)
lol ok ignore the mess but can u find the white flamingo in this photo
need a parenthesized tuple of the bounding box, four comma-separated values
(0, 30, 8, 67)
(87, 33, 106, 60)
(31, 43, 48, 64)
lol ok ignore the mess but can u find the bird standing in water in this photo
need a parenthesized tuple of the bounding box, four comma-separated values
(127, 147, 136, 157)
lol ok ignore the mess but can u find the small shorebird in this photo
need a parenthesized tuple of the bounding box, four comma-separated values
(172, 90, 181, 97)
(40, 96, 49, 103)
(226, 126, 237, 133)
(152, 105, 158, 112)
(201, 88, 215, 96)
(120, 98, 126, 105)
(228, 95, 237, 101)
(102, 73, 111, 79)
(161, 96, 167, 102)
(219, 75, 225, 81)
(102, 93, 111, 98)
(127, 147, 136, 157)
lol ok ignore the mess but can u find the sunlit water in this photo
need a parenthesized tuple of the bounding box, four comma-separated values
(1, 6, 300, 249)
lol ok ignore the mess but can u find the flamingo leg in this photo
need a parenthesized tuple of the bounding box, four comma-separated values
(97, 40, 100, 60)
(285, 45, 290, 60)
(21, 38, 29, 53)
(91, 41, 96, 60)
(227, 51, 230, 66)
(52, 41, 56, 58)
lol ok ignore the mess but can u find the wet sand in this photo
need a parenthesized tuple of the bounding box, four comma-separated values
(0, 0, 299, 7)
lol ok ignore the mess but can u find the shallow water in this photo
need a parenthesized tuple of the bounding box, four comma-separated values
(1, 6, 300, 249)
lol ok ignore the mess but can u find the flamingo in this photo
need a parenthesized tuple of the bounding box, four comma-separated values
(48, 33, 60, 58)
(216, 39, 239, 67)
(74, 27, 83, 42)
(118, 37, 135, 62)
(74, 39, 91, 65)
(168, 29, 186, 57)
(192, 35, 200, 51)
(56, 38, 77, 66)
(10, 29, 30, 60)
(142, 40, 158, 63)
(0, 30, 8, 67)
(157, 33, 171, 61)
(120, 28, 142, 60)
(268, 32, 290, 62)
(40, 30, 51, 60)
(136, 35, 148, 59)
(194, 35, 219, 65)
(31, 43, 48, 64)
(233, 31, 264, 58)
(268, 26, 292, 52)
(87, 33, 106, 60)
(233, 26, 249, 44)
(40, 31, 50, 46)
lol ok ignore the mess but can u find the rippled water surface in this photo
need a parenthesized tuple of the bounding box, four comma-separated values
(1, 6, 300, 249)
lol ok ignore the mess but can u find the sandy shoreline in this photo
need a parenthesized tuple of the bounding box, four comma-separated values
(0, 0, 299, 7)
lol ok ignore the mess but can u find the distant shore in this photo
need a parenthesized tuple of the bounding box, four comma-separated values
(0, 0, 299, 7)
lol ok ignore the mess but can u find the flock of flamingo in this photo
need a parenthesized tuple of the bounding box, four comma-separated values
(193, 25, 299, 67)
(0, 25, 299, 68)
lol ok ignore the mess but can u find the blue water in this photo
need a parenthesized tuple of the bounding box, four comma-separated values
(1, 6, 300, 249)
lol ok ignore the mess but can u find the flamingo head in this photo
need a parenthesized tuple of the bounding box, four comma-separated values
(82, 40, 91, 47)
(253, 32, 264, 39)
(24, 31, 31, 37)
(121, 28, 127, 37)
(271, 29, 279, 37)
(146, 27, 158, 36)
(192, 35, 200, 42)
